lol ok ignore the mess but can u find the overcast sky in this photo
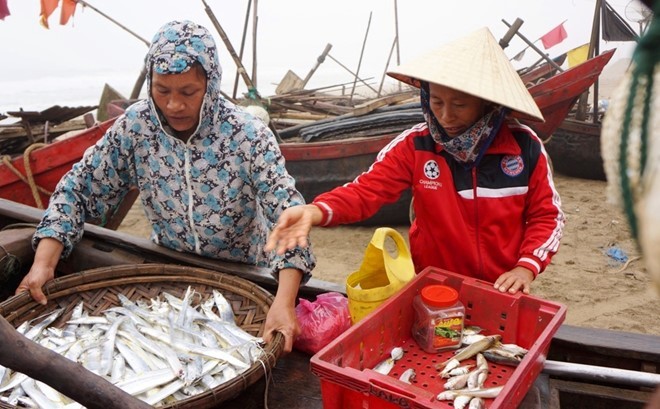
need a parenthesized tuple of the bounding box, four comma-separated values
(0, 0, 646, 103)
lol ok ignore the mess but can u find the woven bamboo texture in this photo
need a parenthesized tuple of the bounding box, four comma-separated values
(0, 263, 284, 408)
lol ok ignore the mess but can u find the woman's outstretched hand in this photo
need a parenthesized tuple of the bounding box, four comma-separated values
(265, 204, 323, 255)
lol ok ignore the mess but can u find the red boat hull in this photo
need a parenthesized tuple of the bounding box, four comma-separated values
(0, 119, 114, 209)
(523, 49, 615, 140)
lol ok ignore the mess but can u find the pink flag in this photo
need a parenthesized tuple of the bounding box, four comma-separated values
(0, 0, 10, 21)
(540, 22, 567, 49)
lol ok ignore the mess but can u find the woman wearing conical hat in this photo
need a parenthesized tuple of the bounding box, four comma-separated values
(267, 28, 565, 294)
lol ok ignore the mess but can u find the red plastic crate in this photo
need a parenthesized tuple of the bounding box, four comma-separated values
(310, 267, 567, 409)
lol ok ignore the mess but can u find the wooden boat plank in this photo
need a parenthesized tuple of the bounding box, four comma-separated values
(550, 324, 660, 371)
(543, 118, 605, 180)
(548, 378, 650, 409)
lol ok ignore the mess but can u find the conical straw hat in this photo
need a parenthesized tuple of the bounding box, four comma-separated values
(387, 27, 544, 122)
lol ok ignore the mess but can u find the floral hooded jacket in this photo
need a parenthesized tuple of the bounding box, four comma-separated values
(33, 20, 315, 280)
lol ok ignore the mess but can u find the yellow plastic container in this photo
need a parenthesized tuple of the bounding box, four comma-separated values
(346, 227, 415, 324)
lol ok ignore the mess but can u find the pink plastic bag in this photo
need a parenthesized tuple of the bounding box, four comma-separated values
(293, 292, 352, 355)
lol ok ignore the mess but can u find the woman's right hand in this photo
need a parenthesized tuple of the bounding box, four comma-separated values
(265, 204, 323, 255)
(15, 264, 55, 305)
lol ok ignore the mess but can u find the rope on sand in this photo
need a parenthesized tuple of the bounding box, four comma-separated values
(614, 256, 642, 274)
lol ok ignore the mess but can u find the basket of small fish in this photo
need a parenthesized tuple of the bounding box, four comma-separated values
(0, 264, 284, 408)
(310, 266, 567, 409)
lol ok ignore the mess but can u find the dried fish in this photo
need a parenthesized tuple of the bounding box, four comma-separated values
(443, 372, 471, 390)
(437, 385, 504, 400)
(373, 346, 404, 375)
(436, 335, 501, 369)
(0, 286, 266, 407)
(398, 368, 416, 384)
(441, 364, 474, 378)
(454, 394, 473, 409)
(469, 397, 486, 409)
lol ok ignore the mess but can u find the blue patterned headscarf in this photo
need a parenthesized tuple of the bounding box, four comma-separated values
(147, 20, 221, 79)
(144, 20, 225, 139)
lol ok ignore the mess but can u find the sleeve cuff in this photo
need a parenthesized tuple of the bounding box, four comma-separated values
(517, 256, 542, 277)
(312, 202, 333, 226)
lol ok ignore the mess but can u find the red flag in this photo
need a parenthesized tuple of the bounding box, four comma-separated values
(540, 22, 567, 49)
(60, 0, 77, 25)
(0, 0, 10, 21)
(40, 0, 59, 28)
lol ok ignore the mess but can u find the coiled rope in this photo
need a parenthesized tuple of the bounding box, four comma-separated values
(0, 142, 52, 209)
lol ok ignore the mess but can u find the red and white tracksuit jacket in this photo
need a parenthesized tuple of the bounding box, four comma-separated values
(313, 121, 564, 282)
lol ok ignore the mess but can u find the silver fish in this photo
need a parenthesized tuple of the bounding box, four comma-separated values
(445, 385, 504, 399)
(467, 368, 488, 390)
(469, 397, 486, 409)
(436, 335, 501, 369)
(398, 368, 416, 384)
(462, 326, 483, 336)
(462, 334, 487, 346)
(213, 290, 236, 324)
(441, 364, 474, 378)
(373, 347, 404, 375)
(483, 349, 523, 367)
(439, 358, 461, 377)
(443, 372, 471, 390)
(454, 395, 473, 409)
(476, 353, 489, 371)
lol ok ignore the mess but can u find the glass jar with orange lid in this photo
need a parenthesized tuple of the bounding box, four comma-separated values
(411, 284, 465, 353)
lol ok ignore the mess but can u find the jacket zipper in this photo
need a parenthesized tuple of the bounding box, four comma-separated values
(183, 147, 201, 254)
(472, 168, 484, 279)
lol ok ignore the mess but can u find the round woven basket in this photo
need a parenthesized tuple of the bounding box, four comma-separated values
(0, 263, 284, 408)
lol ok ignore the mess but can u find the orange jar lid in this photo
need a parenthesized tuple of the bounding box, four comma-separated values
(421, 285, 459, 308)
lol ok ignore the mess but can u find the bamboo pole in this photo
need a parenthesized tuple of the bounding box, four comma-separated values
(301, 43, 333, 88)
(232, 0, 253, 100)
(201, 0, 258, 96)
(393, 0, 401, 91)
(378, 37, 397, 97)
(543, 360, 660, 389)
(501, 19, 564, 72)
(327, 54, 378, 94)
(74, 0, 149, 99)
(76, 0, 149, 47)
(251, 0, 259, 89)
(350, 11, 373, 104)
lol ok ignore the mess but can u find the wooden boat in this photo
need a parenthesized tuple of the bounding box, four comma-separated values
(525, 0, 638, 181)
(0, 119, 113, 210)
(0, 198, 658, 408)
(543, 118, 606, 180)
(521, 49, 615, 141)
(519, 52, 567, 87)
(281, 133, 412, 226)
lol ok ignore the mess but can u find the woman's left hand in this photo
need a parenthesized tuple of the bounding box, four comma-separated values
(494, 266, 534, 294)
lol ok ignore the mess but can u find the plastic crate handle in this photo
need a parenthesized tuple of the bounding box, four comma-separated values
(367, 375, 419, 406)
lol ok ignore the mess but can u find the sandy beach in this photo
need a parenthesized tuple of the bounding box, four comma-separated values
(117, 173, 660, 337)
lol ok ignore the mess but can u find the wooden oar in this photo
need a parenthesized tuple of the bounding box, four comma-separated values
(0, 315, 151, 409)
